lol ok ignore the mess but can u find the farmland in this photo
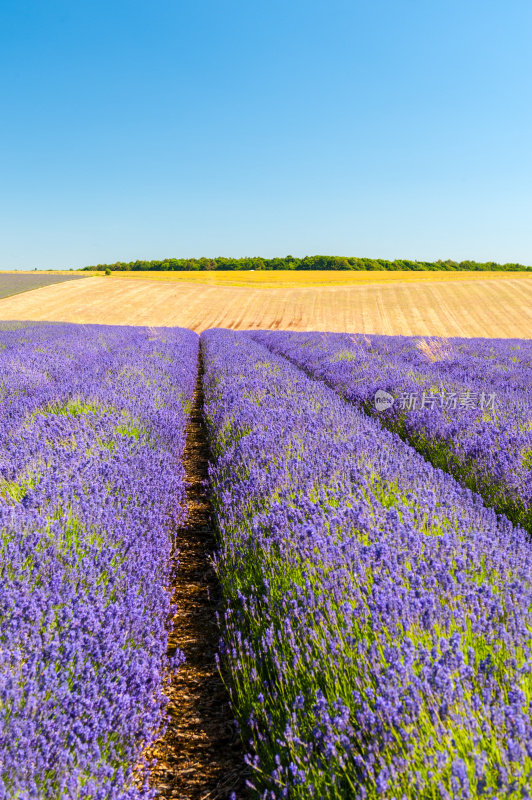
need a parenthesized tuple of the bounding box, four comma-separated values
(83, 269, 532, 288)
(0, 272, 89, 300)
(1, 320, 531, 799)
(0, 271, 531, 336)
(204, 330, 532, 798)
(0, 324, 197, 797)
(250, 331, 532, 531)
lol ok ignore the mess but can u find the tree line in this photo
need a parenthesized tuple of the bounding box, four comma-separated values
(82, 255, 530, 272)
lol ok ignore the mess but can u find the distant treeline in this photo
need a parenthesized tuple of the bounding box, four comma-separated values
(82, 255, 530, 272)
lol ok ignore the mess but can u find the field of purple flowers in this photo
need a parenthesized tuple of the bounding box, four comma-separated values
(0, 323, 198, 799)
(249, 331, 531, 532)
(2, 321, 530, 799)
(203, 328, 532, 799)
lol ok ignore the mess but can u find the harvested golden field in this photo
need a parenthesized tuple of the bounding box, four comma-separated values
(0, 272, 530, 337)
(89, 269, 531, 289)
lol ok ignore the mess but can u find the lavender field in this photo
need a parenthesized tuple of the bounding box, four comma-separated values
(0, 272, 89, 300)
(249, 331, 531, 532)
(1, 322, 531, 799)
(0, 323, 198, 798)
(203, 329, 532, 799)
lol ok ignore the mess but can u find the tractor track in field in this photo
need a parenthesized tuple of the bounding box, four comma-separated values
(148, 355, 249, 799)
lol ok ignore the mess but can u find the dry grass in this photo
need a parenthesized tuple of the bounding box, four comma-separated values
(90, 269, 531, 289)
(0, 273, 530, 337)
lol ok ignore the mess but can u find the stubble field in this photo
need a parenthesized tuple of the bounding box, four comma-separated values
(0, 271, 530, 337)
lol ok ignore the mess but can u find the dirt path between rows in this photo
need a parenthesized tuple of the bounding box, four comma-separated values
(148, 356, 249, 798)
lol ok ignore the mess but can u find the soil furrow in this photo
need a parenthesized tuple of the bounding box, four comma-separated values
(148, 356, 248, 799)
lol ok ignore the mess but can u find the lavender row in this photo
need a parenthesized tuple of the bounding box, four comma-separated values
(0, 324, 198, 799)
(202, 328, 532, 799)
(249, 331, 531, 532)
(0, 323, 122, 441)
(362, 334, 531, 390)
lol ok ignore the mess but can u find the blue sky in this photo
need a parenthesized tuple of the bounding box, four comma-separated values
(1, 0, 531, 268)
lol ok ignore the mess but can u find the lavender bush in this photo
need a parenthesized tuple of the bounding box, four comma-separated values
(249, 331, 531, 531)
(202, 328, 532, 799)
(0, 323, 198, 799)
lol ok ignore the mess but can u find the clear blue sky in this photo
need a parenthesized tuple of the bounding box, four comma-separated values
(1, 0, 531, 269)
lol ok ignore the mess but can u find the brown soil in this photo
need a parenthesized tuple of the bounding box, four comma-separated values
(147, 358, 249, 799)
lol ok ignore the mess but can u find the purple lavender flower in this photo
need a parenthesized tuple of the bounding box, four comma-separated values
(203, 328, 532, 799)
(0, 323, 198, 798)
(248, 330, 531, 531)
